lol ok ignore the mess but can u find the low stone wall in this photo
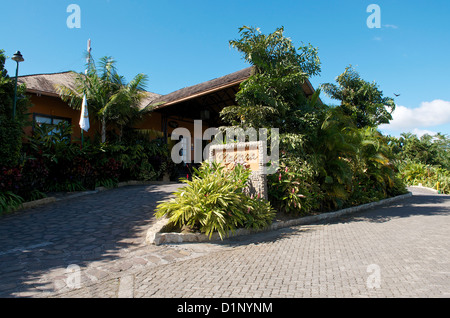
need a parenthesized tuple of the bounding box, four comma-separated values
(146, 192, 413, 245)
(16, 180, 179, 212)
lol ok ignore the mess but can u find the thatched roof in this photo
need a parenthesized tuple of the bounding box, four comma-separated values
(18, 71, 79, 97)
(18, 71, 161, 109)
(151, 67, 253, 108)
(19, 67, 318, 111)
(150, 66, 318, 109)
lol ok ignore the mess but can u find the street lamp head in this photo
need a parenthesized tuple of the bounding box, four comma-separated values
(12, 51, 24, 119)
(12, 51, 24, 63)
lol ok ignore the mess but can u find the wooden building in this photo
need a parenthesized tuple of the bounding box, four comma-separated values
(19, 67, 317, 158)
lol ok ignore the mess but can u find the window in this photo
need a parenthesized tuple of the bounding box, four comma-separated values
(33, 113, 72, 137)
(34, 114, 71, 126)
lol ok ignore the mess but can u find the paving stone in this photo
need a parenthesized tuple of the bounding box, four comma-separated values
(1, 186, 449, 298)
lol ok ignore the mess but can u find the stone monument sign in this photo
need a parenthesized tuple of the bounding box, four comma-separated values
(208, 141, 268, 200)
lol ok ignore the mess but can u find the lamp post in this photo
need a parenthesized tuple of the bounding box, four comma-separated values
(11, 51, 24, 119)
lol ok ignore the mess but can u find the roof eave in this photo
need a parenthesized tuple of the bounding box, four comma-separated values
(153, 77, 249, 110)
(25, 88, 61, 98)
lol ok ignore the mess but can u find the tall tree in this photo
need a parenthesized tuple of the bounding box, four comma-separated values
(389, 132, 450, 169)
(221, 26, 323, 133)
(321, 66, 395, 128)
(430, 133, 450, 169)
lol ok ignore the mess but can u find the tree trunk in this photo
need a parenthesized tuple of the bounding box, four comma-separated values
(101, 115, 106, 143)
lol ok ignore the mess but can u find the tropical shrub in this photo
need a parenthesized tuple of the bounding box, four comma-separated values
(348, 127, 407, 204)
(21, 121, 174, 193)
(223, 26, 407, 216)
(0, 120, 23, 167)
(0, 49, 31, 167)
(155, 161, 275, 239)
(0, 191, 24, 215)
(138, 159, 159, 181)
(26, 122, 87, 192)
(437, 171, 450, 194)
(0, 166, 22, 192)
(268, 158, 322, 215)
(388, 132, 450, 170)
(0, 50, 171, 214)
(17, 157, 49, 200)
(398, 161, 450, 194)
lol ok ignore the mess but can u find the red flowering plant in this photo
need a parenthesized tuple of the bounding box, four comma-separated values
(268, 156, 322, 216)
(17, 157, 49, 200)
(92, 155, 121, 189)
(0, 166, 22, 193)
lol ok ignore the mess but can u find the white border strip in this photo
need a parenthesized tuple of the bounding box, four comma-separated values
(147, 192, 413, 245)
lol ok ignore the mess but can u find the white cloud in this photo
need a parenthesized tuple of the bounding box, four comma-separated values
(380, 100, 450, 132)
(411, 128, 438, 138)
(383, 24, 399, 29)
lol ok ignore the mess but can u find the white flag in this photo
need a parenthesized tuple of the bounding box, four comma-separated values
(79, 94, 90, 132)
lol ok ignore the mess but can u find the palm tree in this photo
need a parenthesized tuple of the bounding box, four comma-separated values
(57, 55, 151, 143)
(321, 66, 395, 128)
(354, 127, 395, 190)
(101, 72, 154, 142)
(306, 107, 357, 209)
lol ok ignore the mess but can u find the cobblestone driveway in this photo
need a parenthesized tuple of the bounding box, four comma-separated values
(0, 185, 449, 298)
(0, 183, 189, 297)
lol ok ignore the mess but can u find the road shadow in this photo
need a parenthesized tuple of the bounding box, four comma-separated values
(0, 183, 183, 298)
(2, 185, 447, 297)
(214, 191, 450, 248)
(333, 193, 450, 225)
(219, 225, 319, 247)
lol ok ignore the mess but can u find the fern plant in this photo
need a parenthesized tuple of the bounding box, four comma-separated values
(155, 161, 275, 239)
(0, 191, 24, 215)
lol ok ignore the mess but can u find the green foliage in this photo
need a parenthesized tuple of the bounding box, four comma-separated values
(18, 157, 49, 200)
(57, 55, 152, 143)
(387, 132, 450, 194)
(95, 178, 118, 189)
(269, 108, 406, 213)
(321, 66, 395, 128)
(26, 122, 88, 192)
(388, 132, 450, 170)
(0, 191, 24, 215)
(268, 158, 322, 215)
(0, 52, 166, 214)
(305, 108, 356, 209)
(28, 122, 76, 164)
(0, 49, 31, 167)
(20, 122, 172, 194)
(351, 127, 406, 198)
(222, 26, 406, 217)
(230, 26, 320, 75)
(137, 159, 158, 181)
(222, 26, 323, 133)
(155, 161, 275, 239)
(398, 161, 450, 194)
(0, 120, 23, 167)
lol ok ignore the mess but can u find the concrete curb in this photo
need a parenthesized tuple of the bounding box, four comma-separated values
(20, 196, 57, 210)
(407, 185, 440, 194)
(146, 192, 413, 245)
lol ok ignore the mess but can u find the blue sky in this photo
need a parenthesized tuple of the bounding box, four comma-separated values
(2, 0, 449, 137)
